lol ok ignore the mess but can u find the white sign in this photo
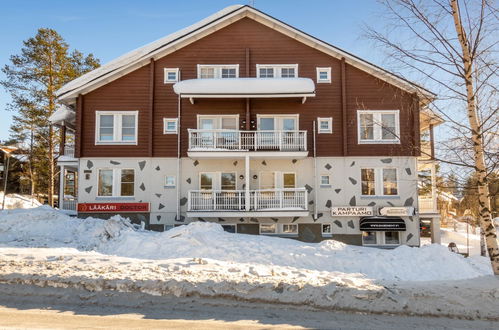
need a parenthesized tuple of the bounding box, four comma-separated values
(331, 207, 373, 216)
(0, 165, 3, 171)
(379, 207, 415, 216)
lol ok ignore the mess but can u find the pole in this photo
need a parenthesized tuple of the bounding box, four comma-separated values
(1, 154, 10, 210)
(466, 217, 469, 256)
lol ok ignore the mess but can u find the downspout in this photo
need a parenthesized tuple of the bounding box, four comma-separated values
(313, 120, 318, 220)
(177, 72, 182, 221)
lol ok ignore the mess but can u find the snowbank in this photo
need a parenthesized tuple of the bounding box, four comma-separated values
(0, 192, 41, 209)
(0, 207, 492, 282)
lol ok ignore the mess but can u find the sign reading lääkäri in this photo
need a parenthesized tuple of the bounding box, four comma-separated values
(331, 206, 373, 216)
(77, 202, 149, 213)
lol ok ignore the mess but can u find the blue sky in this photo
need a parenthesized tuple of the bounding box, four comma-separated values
(0, 0, 383, 141)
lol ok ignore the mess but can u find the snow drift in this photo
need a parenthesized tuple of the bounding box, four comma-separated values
(0, 207, 492, 282)
(0, 192, 41, 210)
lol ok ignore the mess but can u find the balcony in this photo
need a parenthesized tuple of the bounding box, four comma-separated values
(188, 129, 308, 158)
(187, 188, 309, 217)
(64, 144, 75, 158)
(418, 196, 437, 214)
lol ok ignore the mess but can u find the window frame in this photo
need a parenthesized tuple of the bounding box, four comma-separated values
(317, 117, 333, 134)
(197, 64, 239, 79)
(316, 67, 331, 83)
(362, 231, 401, 246)
(357, 110, 400, 144)
(196, 115, 239, 130)
(165, 175, 176, 188)
(164, 68, 179, 83)
(256, 114, 299, 131)
(163, 118, 178, 134)
(260, 223, 298, 236)
(95, 111, 138, 145)
(97, 168, 135, 197)
(320, 174, 332, 187)
(256, 64, 299, 78)
(360, 167, 399, 197)
(198, 171, 237, 190)
(322, 223, 332, 236)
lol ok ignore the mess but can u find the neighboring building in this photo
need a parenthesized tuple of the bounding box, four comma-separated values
(53, 5, 436, 246)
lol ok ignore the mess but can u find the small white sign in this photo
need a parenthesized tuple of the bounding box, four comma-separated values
(331, 206, 374, 216)
(0, 165, 3, 171)
(379, 207, 415, 216)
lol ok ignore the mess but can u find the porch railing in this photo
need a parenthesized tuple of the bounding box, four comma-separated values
(63, 144, 75, 158)
(188, 188, 308, 212)
(61, 198, 78, 211)
(188, 130, 307, 151)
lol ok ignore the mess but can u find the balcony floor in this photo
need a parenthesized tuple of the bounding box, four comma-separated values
(187, 150, 309, 159)
(187, 210, 310, 218)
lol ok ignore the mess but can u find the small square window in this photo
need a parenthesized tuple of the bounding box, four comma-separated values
(316, 67, 331, 83)
(320, 175, 331, 186)
(163, 118, 178, 134)
(322, 224, 332, 235)
(318, 117, 332, 134)
(165, 175, 176, 187)
(164, 68, 179, 83)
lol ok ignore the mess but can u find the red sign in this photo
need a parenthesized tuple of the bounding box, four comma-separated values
(77, 202, 150, 213)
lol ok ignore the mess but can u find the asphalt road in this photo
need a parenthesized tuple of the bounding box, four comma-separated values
(0, 284, 497, 329)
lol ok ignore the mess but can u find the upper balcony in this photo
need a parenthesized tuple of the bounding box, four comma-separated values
(188, 129, 308, 159)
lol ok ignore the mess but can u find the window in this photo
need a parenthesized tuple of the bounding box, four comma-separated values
(199, 172, 236, 190)
(260, 224, 298, 235)
(256, 64, 298, 78)
(98, 169, 113, 197)
(222, 224, 237, 233)
(322, 224, 332, 235)
(257, 115, 298, 131)
(221, 172, 236, 190)
(96, 111, 138, 144)
(320, 175, 331, 187)
(197, 115, 239, 130)
(316, 67, 331, 83)
(120, 169, 134, 196)
(163, 118, 178, 134)
(165, 175, 176, 188)
(362, 231, 400, 246)
(361, 168, 398, 196)
(318, 117, 332, 134)
(98, 169, 135, 197)
(197, 65, 239, 79)
(357, 110, 400, 143)
(164, 68, 179, 83)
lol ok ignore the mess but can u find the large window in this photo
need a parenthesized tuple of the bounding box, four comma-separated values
(357, 110, 400, 143)
(260, 223, 298, 235)
(256, 64, 298, 78)
(199, 172, 236, 190)
(98, 169, 135, 197)
(361, 168, 398, 196)
(96, 111, 138, 144)
(362, 231, 400, 246)
(197, 65, 239, 79)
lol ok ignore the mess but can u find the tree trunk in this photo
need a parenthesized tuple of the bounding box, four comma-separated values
(451, 0, 499, 274)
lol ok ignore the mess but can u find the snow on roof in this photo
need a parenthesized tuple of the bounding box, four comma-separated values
(48, 104, 76, 125)
(56, 5, 244, 101)
(173, 78, 315, 96)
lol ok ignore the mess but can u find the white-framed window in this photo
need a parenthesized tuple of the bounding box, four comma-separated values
(164, 68, 179, 83)
(316, 67, 331, 83)
(95, 111, 138, 145)
(165, 175, 176, 188)
(357, 110, 400, 144)
(97, 168, 135, 197)
(197, 65, 239, 79)
(361, 168, 398, 196)
(256, 114, 299, 131)
(197, 115, 239, 130)
(163, 118, 178, 134)
(322, 224, 332, 235)
(199, 172, 237, 190)
(362, 231, 400, 246)
(320, 175, 331, 187)
(256, 64, 298, 78)
(260, 223, 298, 235)
(318, 117, 332, 134)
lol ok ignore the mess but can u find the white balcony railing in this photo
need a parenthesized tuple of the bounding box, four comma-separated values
(418, 196, 436, 213)
(188, 130, 307, 152)
(188, 188, 308, 212)
(61, 198, 78, 211)
(63, 144, 75, 158)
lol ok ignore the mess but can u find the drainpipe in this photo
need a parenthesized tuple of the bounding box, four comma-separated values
(177, 92, 182, 222)
(313, 120, 318, 220)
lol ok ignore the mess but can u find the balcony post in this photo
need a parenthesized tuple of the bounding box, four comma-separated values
(59, 165, 65, 210)
(187, 191, 191, 211)
(431, 163, 437, 213)
(245, 155, 250, 211)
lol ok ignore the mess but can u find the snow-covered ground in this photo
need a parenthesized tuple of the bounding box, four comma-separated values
(0, 207, 498, 319)
(0, 192, 41, 210)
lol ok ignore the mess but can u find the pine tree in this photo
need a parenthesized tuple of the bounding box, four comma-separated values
(1, 28, 100, 206)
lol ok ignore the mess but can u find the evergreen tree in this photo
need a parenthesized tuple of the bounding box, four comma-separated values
(1, 28, 99, 206)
